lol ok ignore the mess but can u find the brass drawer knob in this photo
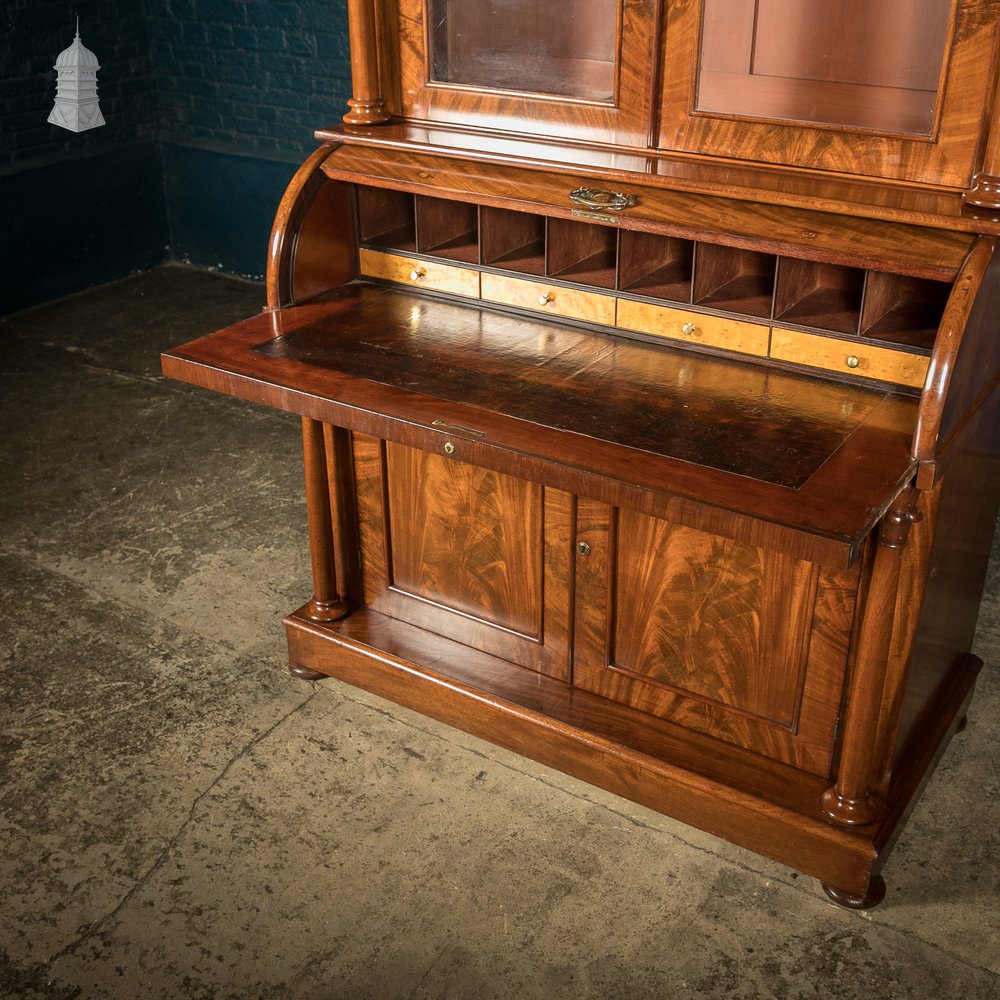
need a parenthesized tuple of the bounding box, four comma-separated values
(443, 441, 456, 455)
(577, 541, 592, 556)
(409, 267, 427, 281)
(846, 355, 860, 369)
(538, 291, 554, 305)
(681, 321, 699, 336)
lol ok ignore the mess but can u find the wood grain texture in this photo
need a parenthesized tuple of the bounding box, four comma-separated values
(351, 433, 573, 679)
(359, 248, 481, 297)
(266, 145, 355, 311)
(822, 487, 919, 826)
(894, 393, 1000, 770)
(914, 237, 1000, 481)
(283, 606, 885, 897)
(318, 121, 1000, 235)
(658, 0, 997, 188)
(343, 0, 390, 123)
(161, 285, 920, 567)
(618, 299, 769, 356)
(481, 273, 616, 325)
(392, 0, 658, 146)
(572, 501, 857, 774)
(386, 440, 543, 636)
(301, 418, 349, 622)
(770, 329, 930, 388)
(320, 145, 975, 279)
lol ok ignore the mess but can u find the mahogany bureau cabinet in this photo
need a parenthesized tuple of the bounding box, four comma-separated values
(162, 0, 1000, 907)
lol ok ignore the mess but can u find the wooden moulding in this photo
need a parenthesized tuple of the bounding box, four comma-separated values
(315, 122, 1000, 237)
(914, 237, 1000, 487)
(266, 144, 356, 311)
(281, 604, 978, 899)
(319, 142, 976, 279)
(160, 287, 921, 569)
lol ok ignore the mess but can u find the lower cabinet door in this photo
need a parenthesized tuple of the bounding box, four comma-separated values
(573, 500, 860, 775)
(352, 434, 573, 681)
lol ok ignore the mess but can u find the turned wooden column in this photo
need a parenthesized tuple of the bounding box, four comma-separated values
(822, 487, 921, 827)
(301, 417, 350, 623)
(343, 0, 390, 125)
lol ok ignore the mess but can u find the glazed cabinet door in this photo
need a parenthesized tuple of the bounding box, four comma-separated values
(658, 0, 998, 187)
(573, 500, 860, 775)
(352, 433, 573, 680)
(389, 0, 659, 146)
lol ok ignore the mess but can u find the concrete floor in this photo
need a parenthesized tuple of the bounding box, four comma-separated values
(0, 265, 997, 999)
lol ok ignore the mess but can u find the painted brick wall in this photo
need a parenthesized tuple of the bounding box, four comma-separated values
(147, 0, 352, 159)
(1, 1, 355, 310)
(0, 0, 159, 169)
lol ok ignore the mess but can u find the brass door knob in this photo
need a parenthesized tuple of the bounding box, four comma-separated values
(538, 291, 554, 305)
(846, 355, 860, 369)
(681, 322, 699, 336)
(409, 267, 427, 281)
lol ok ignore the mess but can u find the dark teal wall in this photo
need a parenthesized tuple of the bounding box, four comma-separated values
(1, 0, 166, 314)
(148, 0, 352, 279)
(1, 1, 353, 313)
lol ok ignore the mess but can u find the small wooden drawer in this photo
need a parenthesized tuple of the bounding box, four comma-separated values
(770, 328, 929, 388)
(359, 248, 480, 298)
(481, 273, 616, 326)
(617, 299, 770, 357)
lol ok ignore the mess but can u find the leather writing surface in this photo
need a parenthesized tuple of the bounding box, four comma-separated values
(255, 287, 891, 489)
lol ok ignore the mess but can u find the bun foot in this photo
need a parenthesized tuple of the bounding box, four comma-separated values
(821, 875, 886, 910)
(290, 663, 328, 681)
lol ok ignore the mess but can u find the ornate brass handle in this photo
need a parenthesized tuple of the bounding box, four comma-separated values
(569, 186, 637, 212)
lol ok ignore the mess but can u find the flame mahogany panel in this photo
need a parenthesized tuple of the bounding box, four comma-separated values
(351, 432, 573, 680)
(573, 501, 858, 774)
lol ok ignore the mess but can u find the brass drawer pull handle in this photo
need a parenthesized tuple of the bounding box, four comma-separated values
(568, 186, 637, 212)
(846, 355, 860, 369)
(409, 266, 427, 281)
(682, 322, 699, 336)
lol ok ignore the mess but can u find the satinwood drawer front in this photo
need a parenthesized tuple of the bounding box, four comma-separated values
(617, 299, 770, 357)
(359, 248, 481, 298)
(770, 328, 929, 388)
(481, 273, 616, 326)
(572, 500, 859, 775)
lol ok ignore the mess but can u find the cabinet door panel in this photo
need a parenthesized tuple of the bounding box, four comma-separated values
(353, 434, 572, 679)
(659, 0, 995, 187)
(573, 501, 858, 774)
(393, 0, 658, 146)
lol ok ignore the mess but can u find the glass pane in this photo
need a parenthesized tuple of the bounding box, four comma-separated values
(428, 0, 619, 102)
(696, 0, 952, 134)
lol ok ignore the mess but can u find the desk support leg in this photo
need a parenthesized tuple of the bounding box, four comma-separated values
(820, 486, 920, 906)
(293, 417, 350, 680)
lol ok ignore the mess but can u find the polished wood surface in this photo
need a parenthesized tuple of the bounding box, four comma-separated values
(351, 433, 573, 679)
(321, 143, 976, 279)
(324, 122, 1000, 234)
(343, 0, 389, 124)
(770, 329, 929, 389)
(392, 0, 659, 146)
(572, 501, 857, 774)
(617, 299, 769, 357)
(162, 283, 923, 566)
(359, 248, 481, 297)
(697, 0, 950, 134)
(162, 0, 1000, 910)
(659, 0, 997, 188)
